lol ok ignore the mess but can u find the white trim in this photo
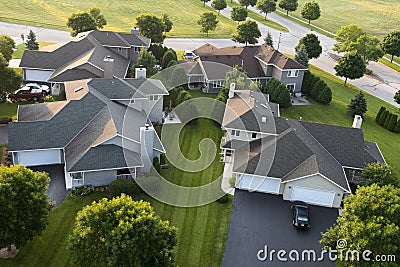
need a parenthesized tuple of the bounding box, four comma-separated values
(8, 147, 63, 153)
(375, 144, 387, 164)
(233, 172, 281, 181)
(87, 61, 104, 72)
(69, 165, 144, 173)
(342, 165, 363, 171)
(118, 134, 141, 144)
(286, 70, 299, 78)
(92, 134, 118, 147)
(22, 67, 55, 71)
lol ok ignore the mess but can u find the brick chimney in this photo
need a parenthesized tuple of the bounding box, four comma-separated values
(103, 56, 114, 78)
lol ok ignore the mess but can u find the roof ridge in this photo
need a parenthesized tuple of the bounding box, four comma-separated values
(282, 154, 318, 180)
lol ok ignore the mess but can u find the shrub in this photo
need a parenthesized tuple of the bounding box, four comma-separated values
(216, 194, 230, 203)
(348, 92, 367, 118)
(71, 184, 94, 196)
(149, 44, 168, 62)
(311, 79, 325, 99)
(161, 49, 177, 69)
(387, 114, 398, 132)
(301, 71, 313, 95)
(384, 113, 392, 128)
(153, 156, 161, 173)
(379, 110, 389, 126)
(318, 85, 332, 104)
(0, 117, 12, 124)
(160, 153, 167, 166)
(375, 106, 386, 122)
(275, 83, 292, 108)
(228, 176, 236, 188)
(108, 179, 142, 196)
(44, 95, 56, 102)
(395, 119, 400, 133)
(177, 90, 192, 104)
(263, 78, 281, 99)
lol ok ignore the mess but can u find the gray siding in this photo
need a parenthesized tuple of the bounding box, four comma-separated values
(279, 70, 305, 93)
(84, 169, 117, 186)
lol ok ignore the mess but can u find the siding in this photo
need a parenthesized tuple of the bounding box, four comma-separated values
(84, 169, 117, 186)
(282, 174, 344, 208)
(279, 70, 305, 93)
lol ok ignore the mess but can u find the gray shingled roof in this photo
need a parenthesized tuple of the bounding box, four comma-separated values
(68, 145, 142, 172)
(89, 30, 150, 48)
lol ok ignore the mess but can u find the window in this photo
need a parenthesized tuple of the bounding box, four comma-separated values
(211, 80, 223, 88)
(286, 84, 296, 93)
(133, 46, 141, 52)
(287, 70, 299, 77)
(231, 130, 240, 136)
(149, 95, 159, 101)
(252, 132, 257, 139)
(71, 172, 83, 179)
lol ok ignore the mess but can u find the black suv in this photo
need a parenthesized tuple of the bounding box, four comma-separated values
(291, 201, 310, 229)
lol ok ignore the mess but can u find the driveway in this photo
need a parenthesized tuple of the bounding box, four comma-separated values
(30, 165, 67, 207)
(222, 190, 338, 267)
(0, 125, 8, 144)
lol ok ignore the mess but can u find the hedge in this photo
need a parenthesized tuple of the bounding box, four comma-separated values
(300, 71, 332, 104)
(375, 106, 400, 132)
(108, 179, 142, 196)
(0, 117, 12, 124)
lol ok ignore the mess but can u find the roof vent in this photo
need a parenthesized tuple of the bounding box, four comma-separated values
(74, 86, 83, 93)
(261, 116, 267, 123)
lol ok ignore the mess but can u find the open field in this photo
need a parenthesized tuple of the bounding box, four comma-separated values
(12, 42, 54, 59)
(281, 65, 400, 177)
(278, 0, 400, 39)
(0, 0, 238, 38)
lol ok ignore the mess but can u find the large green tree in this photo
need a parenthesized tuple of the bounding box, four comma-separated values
(136, 48, 157, 76)
(0, 165, 52, 251)
(360, 163, 398, 187)
(231, 6, 248, 23)
(25, 30, 39, 50)
(67, 8, 106, 37)
(348, 91, 367, 118)
(294, 43, 309, 67)
(333, 24, 365, 53)
(68, 194, 177, 267)
(198, 12, 219, 37)
(0, 34, 15, 62)
(256, 0, 276, 19)
(320, 184, 400, 267)
(0, 55, 22, 101)
(232, 20, 261, 45)
(136, 14, 165, 43)
(88, 7, 107, 29)
(295, 33, 322, 59)
(381, 31, 400, 63)
(279, 0, 298, 16)
(348, 34, 384, 63)
(264, 30, 273, 47)
(161, 49, 178, 69)
(394, 90, 400, 105)
(161, 14, 173, 34)
(238, 0, 257, 9)
(334, 51, 366, 85)
(212, 0, 227, 14)
(301, 1, 320, 25)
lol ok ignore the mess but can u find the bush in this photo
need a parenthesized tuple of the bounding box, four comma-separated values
(348, 91, 367, 118)
(301, 71, 313, 95)
(0, 117, 12, 124)
(153, 156, 161, 173)
(177, 89, 192, 104)
(387, 114, 398, 132)
(379, 110, 389, 126)
(44, 95, 56, 102)
(263, 78, 281, 99)
(108, 179, 142, 196)
(228, 176, 236, 188)
(375, 106, 386, 122)
(384, 113, 392, 128)
(161, 49, 177, 69)
(395, 120, 400, 133)
(160, 153, 167, 166)
(318, 85, 332, 104)
(311, 79, 325, 99)
(149, 44, 168, 62)
(71, 184, 94, 196)
(216, 194, 231, 203)
(275, 83, 292, 108)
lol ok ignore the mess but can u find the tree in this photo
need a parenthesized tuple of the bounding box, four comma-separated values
(136, 14, 165, 43)
(375, 106, 386, 123)
(88, 7, 107, 29)
(294, 43, 308, 67)
(279, 0, 298, 16)
(359, 163, 398, 187)
(225, 66, 258, 91)
(136, 48, 157, 76)
(263, 77, 281, 96)
(231, 6, 248, 23)
(394, 90, 400, 105)
(301, 71, 313, 94)
(295, 33, 322, 59)
(0, 55, 22, 101)
(301, 1, 320, 25)
(384, 113, 392, 128)
(318, 85, 332, 104)
(348, 91, 367, 118)
(387, 114, 398, 132)
(161, 49, 178, 69)
(25, 30, 39, 50)
(395, 119, 400, 133)
(320, 184, 400, 267)
(0, 165, 52, 251)
(264, 30, 273, 47)
(348, 34, 384, 63)
(177, 89, 192, 104)
(256, 0, 276, 19)
(67, 12, 98, 37)
(161, 14, 173, 34)
(238, 0, 257, 9)
(232, 20, 261, 46)
(274, 83, 292, 108)
(378, 110, 389, 126)
(198, 12, 219, 37)
(200, 0, 211, 6)
(333, 24, 365, 53)
(311, 78, 325, 99)
(0, 34, 15, 62)
(68, 194, 177, 267)
(149, 44, 168, 62)
(334, 51, 366, 86)
(381, 31, 400, 63)
(212, 0, 227, 14)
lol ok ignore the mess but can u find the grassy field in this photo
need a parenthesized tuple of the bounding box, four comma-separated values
(380, 58, 400, 73)
(0, 0, 238, 38)
(0, 102, 22, 120)
(12, 42, 54, 59)
(281, 65, 400, 176)
(278, 0, 400, 38)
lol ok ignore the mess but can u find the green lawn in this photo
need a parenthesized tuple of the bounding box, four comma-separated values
(228, 1, 288, 32)
(379, 58, 400, 73)
(281, 65, 400, 176)
(12, 42, 54, 59)
(0, 0, 238, 38)
(0, 102, 22, 120)
(277, 0, 400, 38)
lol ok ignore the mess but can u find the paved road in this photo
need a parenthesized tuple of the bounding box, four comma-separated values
(0, 125, 8, 145)
(1, 18, 399, 107)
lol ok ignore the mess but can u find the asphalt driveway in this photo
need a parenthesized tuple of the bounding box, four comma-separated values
(30, 165, 67, 207)
(0, 125, 8, 144)
(222, 190, 339, 267)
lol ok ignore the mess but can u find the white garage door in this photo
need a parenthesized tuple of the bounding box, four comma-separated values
(291, 186, 335, 207)
(25, 69, 54, 82)
(238, 174, 280, 194)
(16, 149, 62, 166)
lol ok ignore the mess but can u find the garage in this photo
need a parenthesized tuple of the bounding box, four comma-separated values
(15, 149, 63, 166)
(291, 186, 335, 207)
(24, 69, 54, 82)
(237, 174, 280, 194)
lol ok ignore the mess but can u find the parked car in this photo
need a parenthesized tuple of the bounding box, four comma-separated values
(8, 84, 49, 102)
(291, 201, 310, 229)
(184, 50, 196, 59)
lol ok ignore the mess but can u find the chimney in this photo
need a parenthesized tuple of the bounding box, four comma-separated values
(229, 83, 236, 98)
(140, 125, 155, 173)
(131, 27, 139, 35)
(135, 66, 147, 78)
(352, 115, 363, 129)
(103, 56, 114, 78)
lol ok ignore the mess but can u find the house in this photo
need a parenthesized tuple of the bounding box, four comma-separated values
(220, 86, 385, 208)
(19, 28, 150, 93)
(181, 44, 307, 95)
(8, 69, 168, 190)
